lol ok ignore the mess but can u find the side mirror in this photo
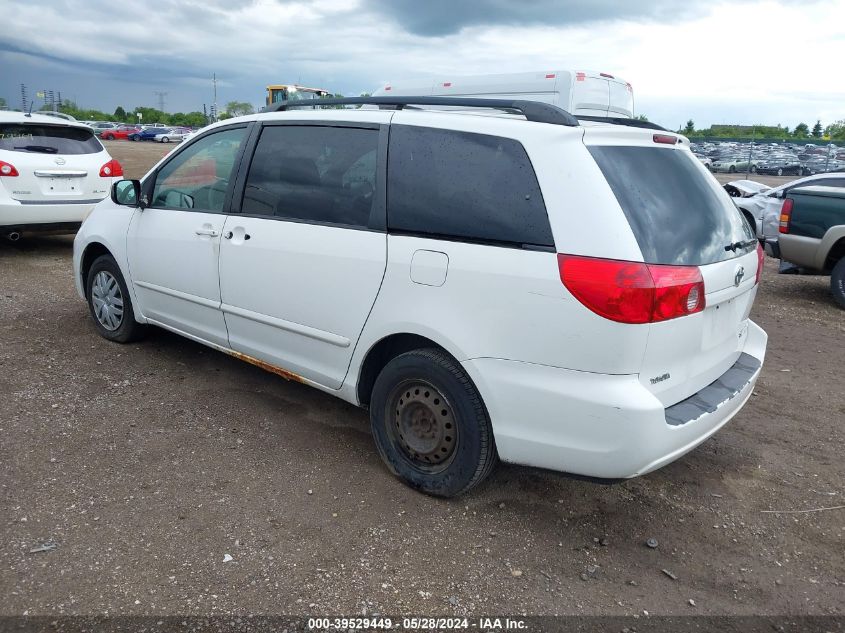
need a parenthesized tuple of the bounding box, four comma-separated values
(111, 179, 141, 207)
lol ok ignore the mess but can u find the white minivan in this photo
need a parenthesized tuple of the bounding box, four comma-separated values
(73, 96, 766, 497)
(374, 70, 635, 118)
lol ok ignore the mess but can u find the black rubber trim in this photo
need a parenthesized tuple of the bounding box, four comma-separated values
(664, 352, 761, 427)
(18, 198, 104, 205)
(1, 221, 82, 233)
(577, 115, 669, 131)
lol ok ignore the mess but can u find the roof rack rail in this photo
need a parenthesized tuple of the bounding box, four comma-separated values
(576, 116, 668, 132)
(262, 96, 580, 127)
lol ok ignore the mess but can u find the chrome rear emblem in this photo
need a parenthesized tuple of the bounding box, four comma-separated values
(734, 265, 745, 287)
(54, 157, 66, 165)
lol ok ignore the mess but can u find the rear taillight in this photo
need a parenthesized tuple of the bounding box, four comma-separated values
(99, 159, 123, 178)
(558, 255, 706, 324)
(0, 160, 19, 177)
(755, 242, 764, 284)
(778, 198, 793, 234)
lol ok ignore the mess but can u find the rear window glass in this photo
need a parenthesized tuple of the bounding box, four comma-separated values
(589, 146, 755, 265)
(387, 125, 554, 249)
(0, 124, 102, 155)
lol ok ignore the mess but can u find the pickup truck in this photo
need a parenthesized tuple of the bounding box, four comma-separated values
(765, 185, 845, 308)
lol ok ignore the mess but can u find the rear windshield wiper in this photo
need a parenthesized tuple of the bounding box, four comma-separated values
(13, 145, 58, 154)
(724, 239, 758, 252)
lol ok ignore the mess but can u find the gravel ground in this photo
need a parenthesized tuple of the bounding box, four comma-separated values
(1, 142, 843, 618)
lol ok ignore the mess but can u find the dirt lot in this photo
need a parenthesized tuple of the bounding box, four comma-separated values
(1, 141, 843, 618)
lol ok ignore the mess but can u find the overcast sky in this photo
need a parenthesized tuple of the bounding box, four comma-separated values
(1, 0, 843, 128)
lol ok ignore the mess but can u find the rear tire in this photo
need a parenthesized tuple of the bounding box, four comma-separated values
(161, 137, 169, 143)
(370, 348, 497, 497)
(831, 258, 845, 309)
(85, 255, 146, 343)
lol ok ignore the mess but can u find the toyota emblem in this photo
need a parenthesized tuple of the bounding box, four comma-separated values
(734, 266, 745, 287)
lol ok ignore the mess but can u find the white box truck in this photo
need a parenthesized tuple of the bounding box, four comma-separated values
(373, 70, 634, 118)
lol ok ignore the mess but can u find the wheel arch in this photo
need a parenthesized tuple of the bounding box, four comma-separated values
(80, 241, 113, 290)
(823, 235, 845, 273)
(355, 333, 460, 408)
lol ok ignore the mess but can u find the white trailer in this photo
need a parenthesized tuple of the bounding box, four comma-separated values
(373, 70, 634, 118)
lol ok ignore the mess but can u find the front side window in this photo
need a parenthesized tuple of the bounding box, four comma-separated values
(151, 127, 246, 212)
(387, 125, 554, 248)
(241, 125, 379, 228)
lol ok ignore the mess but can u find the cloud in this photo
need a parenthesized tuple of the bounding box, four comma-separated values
(365, 0, 722, 36)
(0, 0, 842, 127)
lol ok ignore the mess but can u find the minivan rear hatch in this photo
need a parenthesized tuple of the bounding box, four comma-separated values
(585, 129, 760, 407)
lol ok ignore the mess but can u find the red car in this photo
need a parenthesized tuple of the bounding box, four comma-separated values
(100, 126, 141, 141)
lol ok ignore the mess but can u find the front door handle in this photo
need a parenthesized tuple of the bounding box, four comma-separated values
(195, 227, 219, 237)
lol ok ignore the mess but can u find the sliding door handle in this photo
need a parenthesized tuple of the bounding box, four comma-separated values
(195, 227, 219, 237)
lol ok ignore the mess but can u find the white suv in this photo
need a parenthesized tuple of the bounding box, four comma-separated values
(1, 112, 122, 240)
(72, 97, 768, 497)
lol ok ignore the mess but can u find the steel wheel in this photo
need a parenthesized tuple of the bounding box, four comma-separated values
(387, 380, 458, 473)
(90, 270, 124, 331)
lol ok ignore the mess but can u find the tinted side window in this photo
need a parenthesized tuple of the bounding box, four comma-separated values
(387, 125, 554, 248)
(242, 125, 378, 229)
(151, 127, 246, 212)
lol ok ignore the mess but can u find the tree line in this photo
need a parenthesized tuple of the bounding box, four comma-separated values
(678, 118, 845, 141)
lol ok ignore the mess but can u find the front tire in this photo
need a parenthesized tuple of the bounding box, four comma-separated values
(161, 137, 169, 143)
(777, 167, 784, 176)
(370, 348, 497, 497)
(831, 258, 845, 309)
(85, 255, 145, 343)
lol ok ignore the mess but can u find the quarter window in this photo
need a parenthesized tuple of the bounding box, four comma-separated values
(387, 125, 554, 248)
(241, 125, 379, 228)
(151, 127, 246, 212)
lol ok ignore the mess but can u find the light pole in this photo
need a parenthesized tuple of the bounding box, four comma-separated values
(745, 126, 755, 179)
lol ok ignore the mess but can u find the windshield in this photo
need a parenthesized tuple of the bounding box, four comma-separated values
(0, 123, 102, 155)
(285, 90, 322, 101)
(589, 146, 756, 265)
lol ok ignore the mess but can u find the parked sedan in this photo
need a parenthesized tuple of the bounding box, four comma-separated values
(154, 128, 190, 143)
(756, 160, 802, 176)
(712, 157, 757, 173)
(135, 127, 172, 141)
(90, 122, 118, 137)
(100, 126, 142, 141)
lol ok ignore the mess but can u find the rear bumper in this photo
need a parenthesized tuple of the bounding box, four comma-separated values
(463, 320, 767, 479)
(763, 238, 780, 259)
(1, 199, 102, 228)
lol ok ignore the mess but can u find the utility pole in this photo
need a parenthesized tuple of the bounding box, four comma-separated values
(745, 126, 755, 179)
(212, 73, 218, 123)
(154, 91, 167, 113)
(20, 83, 28, 112)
